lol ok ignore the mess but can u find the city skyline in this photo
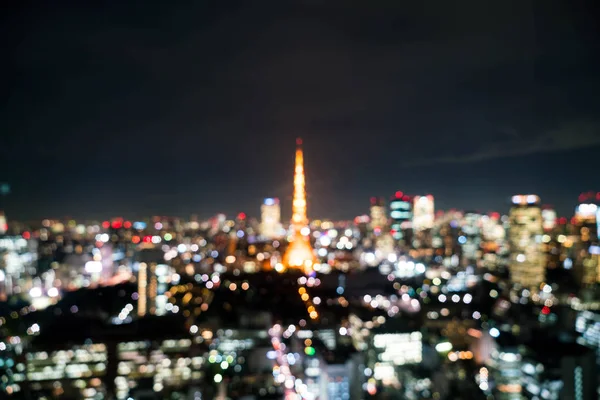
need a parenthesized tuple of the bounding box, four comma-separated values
(1, 143, 598, 222)
(3, 2, 600, 399)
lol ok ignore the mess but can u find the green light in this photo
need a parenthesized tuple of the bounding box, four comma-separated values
(164, 233, 173, 241)
(304, 346, 315, 356)
(208, 355, 217, 363)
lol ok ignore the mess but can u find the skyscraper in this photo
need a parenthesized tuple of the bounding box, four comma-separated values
(260, 198, 282, 239)
(508, 195, 545, 289)
(389, 191, 412, 241)
(282, 139, 314, 273)
(0, 211, 6, 235)
(137, 262, 158, 317)
(412, 195, 435, 231)
(369, 197, 387, 235)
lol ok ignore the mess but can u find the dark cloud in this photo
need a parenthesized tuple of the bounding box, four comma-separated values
(406, 120, 600, 166)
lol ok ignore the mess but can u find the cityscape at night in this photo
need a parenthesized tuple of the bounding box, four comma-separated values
(2, 1, 600, 400)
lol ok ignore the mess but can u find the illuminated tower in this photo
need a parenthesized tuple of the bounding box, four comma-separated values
(283, 138, 315, 273)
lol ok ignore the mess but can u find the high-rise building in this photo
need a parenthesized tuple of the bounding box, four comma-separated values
(574, 201, 598, 243)
(0, 211, 7, 235)
(260, 198, 282, 239)
(508, 195, 545, 289)
(573, 194, 599, 287)
(135, 248, 162, 317)
(282, 139, 314, 273)
(412, 195, 435, 231)
(542, 206, 557, 232)
(488, 346, 523, 400)
(137, 262, 149, 317)
(462, 212, 482, 262)
(389, 191, 412, 241)
(369, 197, 387, 235)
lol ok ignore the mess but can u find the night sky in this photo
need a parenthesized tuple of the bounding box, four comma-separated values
(2, 1, 599, 221)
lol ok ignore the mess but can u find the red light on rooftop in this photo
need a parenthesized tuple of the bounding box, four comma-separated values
(238, 212, 246, 220)
(23, 231, 31, 240)
(143, 235, 152, 243)
(558, 217, 567, 225)
(395, 191, 403, 198)
(296, 138, 303, 146)
(370, 197, 376, 204)
(111, 221, 122, 229)
(124, 221, 132, 229)
(541, 306, 550, 315)
(102, 221, 110, 229)
(490, 212, 500, 220)
(132, 236, 140, 244)
(402, 195, 410, 201)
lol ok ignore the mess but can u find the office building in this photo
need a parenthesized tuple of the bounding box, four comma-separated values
(369, 197, 387, 235)
(508, 195, 545, 289)
(0, 211, 6, 235)
(462, 212, 482, 262)
(412, 195, 434, 231)
(389, 191, 412, 241)
(260, 197, 282, 240)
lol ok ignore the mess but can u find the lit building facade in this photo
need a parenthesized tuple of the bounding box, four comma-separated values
(0, 211, 6, 235)
(462, 212, 482, 262)
(508, 195, 545, 289)
(260, 198, 282, 240)
(21, 343, 108, 398)
(137, 262, 158, 317)
(488, 347, 523, 400)
(542, 207, 557, 232)
(389, 191, 412, 241)
(371, 332, 423, 388)
(575, 202, 598, 243)
(412, 195, 434, 231)
(573, 195, 599, 287)
(369, 197, 387, 235)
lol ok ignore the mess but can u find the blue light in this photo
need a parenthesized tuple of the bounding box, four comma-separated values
(133, 221, 147, 230)
(264, 198, 275, 206)
(336, 286, 344, 295)
(564, 258, 573, 269)
(458, 236, 467, 244)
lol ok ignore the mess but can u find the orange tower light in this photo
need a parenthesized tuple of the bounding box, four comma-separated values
(283, 138, 315, 274)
